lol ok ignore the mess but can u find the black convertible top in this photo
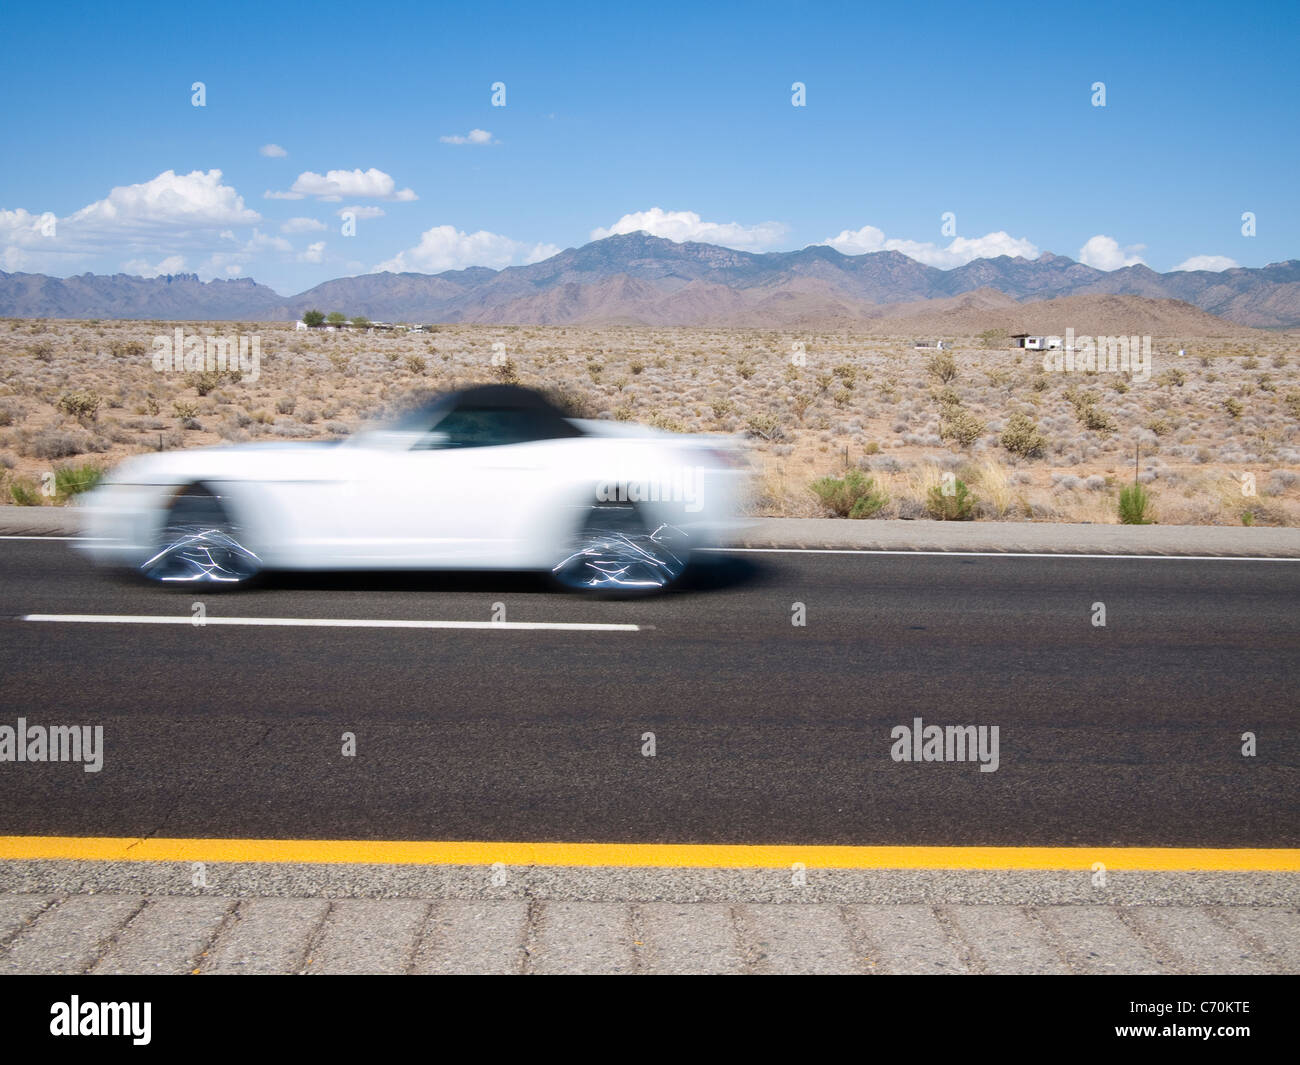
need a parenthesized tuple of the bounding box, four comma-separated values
(390, 384, 584, 440)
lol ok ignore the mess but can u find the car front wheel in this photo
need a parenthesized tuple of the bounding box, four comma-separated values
(550, 503, 690, 595)
(139, 484, 263, 586)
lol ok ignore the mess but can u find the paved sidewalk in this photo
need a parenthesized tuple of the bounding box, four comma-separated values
(3, 506, 1298, 556)
(1, 862, 1296, 975)
(0, 893, 1295, 974)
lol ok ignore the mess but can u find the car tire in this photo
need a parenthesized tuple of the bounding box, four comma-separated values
(550, 502, 690, 596)
(139, 484, 263, 587)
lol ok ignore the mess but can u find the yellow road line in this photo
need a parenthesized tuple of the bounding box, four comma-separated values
(1, 837, 1297, 871)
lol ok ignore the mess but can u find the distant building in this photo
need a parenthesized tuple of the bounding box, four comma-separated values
(294, 320, 309, 330)
(1010, 334, 1062, 350)
(914, 339, 947, 350)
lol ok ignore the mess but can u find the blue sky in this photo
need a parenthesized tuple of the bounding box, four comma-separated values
(1, 0, 1295, 293)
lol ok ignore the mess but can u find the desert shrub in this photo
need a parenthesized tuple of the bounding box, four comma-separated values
(8, 476, 42, 506)
(939, 407, 985, 448)
(492, 358, 520, 384)
(1146, 416, 1173, 436)
(1223, 397, 1243, 419)
(736, 360, 756, 380)
(275, 397, 297, 415)
(1000, 412, 1047, 458)
(188, 371, 224, 396)
(647, 411, 686, 433)
(29, 430, 98, 459)
(57, 390, 101, 422)
(54, 463, 104, 499)
(630, 360, 645, 375)
(173, 401, 199, 420)
(110, 340, 148, 358)
(927, 351, 958, 383)
(809, 470, 888, 518)
(28, 340, 54, 362)
(1157, 369, 1186, 387)
(832, 364, 856, 389)
(404, 355, 427, 374)
(745, 412, 786, 441)
(1119, 483, 1153, 524)
(540, 385, 599, 420)
(978, 328, 1009, 349)
(926, 477, 977, 520)
(711, 398, 736, 420)
(1080, 404, 1117, 433)
(832, 388, 852, 408)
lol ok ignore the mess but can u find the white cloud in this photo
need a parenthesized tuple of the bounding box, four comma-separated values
(298, 241, 326, 264)
(1171, 254, 1239, 272)
(591, 207, 788, 251)
(1078, 234, 1146, 270)
(121, 255, 188, 277)
(64, 169, 261, 238)
(270, 168, 417, 203)
(337, 205, 385, 219)
(820, 225, 1039, 268)
(1, 170, 262, 274)
(259, 143, 288, 158)
(440, 129, 495, 145)
(281, 216, 327, 233)
(376, 225, 560, 273)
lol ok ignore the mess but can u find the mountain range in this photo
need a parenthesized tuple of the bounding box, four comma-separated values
(2, 233, 1297, 330)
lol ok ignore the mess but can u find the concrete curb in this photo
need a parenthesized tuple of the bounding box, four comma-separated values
(2, 860, 1297, 906)
(3, 508, 1296, 556)
(733, 517, 1300, 557)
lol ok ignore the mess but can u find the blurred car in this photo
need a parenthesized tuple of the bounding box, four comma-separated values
(75, 384, 749, 594)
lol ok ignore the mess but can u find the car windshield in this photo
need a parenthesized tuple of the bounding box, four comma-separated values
(388, 386, 584, 449)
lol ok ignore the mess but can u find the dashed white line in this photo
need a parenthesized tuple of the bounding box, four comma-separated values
(21, 614, 641, 632)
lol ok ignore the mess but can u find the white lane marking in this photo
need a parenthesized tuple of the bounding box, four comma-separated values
(0, 536, 98, 541)
(703, 548, 1300, 561)
(21, 614, 640, 632)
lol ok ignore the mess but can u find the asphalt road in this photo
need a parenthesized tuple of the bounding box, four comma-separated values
(0, 538, 1295, 847)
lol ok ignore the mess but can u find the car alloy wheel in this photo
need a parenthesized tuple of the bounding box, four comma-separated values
(139, 484, 262, 585)
(551, 503, 690, 594)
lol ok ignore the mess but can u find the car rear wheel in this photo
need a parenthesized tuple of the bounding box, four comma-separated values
(550, 503, 690, 595)
(139, 484, 262, 586)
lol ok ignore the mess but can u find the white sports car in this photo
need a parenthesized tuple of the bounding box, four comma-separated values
(75, 385, 749, 594)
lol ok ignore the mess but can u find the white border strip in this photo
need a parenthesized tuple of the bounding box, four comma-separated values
(21, 614, 641, 632)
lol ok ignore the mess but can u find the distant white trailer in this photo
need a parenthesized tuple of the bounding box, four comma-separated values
(1011, 333, 1058, 350)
